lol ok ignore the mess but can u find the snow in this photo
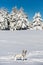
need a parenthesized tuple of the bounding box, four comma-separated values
(0, 30, 43, 65)
(33, 12, 41, 19)
(0, 15, 4, 22)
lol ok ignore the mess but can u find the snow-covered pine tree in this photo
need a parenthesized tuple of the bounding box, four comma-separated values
(9, 7, 29, 31)
(9, 7, 19, 31)
(0, 8, 9, 30)
(16, 7, 29, 30)
(32, 12, 43, 30)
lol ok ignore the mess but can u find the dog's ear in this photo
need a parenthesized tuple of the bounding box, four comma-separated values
(22, 50, 24, 53)
(25, 50, 27, 53)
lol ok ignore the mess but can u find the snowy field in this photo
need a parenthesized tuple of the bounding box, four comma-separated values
(0, 30, 43, 65)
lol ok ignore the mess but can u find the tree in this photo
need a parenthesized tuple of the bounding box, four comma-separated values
(16, 7, 29, 30)
(32, 12, 43, 30)
(9, 7, 29, 31)
(0, 8, 9, 30)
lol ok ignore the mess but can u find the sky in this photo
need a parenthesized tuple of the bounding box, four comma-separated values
(0, 0, 43, 21)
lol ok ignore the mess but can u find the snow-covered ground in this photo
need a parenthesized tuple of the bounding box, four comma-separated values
(0, 30, 43, 65)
